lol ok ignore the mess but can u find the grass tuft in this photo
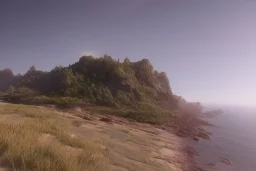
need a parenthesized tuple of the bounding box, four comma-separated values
(72, 119, 83, 127)
(0, 104, 108, 171)
(120, 128, 131, 135)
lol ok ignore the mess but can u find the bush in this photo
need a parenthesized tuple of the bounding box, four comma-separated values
(87, 102, 175, 124)
(115, 91, 132, 105)
(1, 56, 179, 124)
(25, 96, 84, 109)
(54, 97, 82, 108)
(32, 96, 56, 104)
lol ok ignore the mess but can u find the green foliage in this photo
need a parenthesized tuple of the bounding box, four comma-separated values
(30, 96, 82, 108)
(7, 85, 15, 95)
(32, 95, 56, 104)
(87, 102, 176, 124)
(54, 97, 82, 108)
(5, 86, 37, 103)
(136, 86, 158, 103)
(0, 68, 14, 91)
(1, 55, 179, 123)
(133, 59, 156, 87)
(28, 65, 36, 72)
(124, 57, 131, 65)
(115, 90, 132, 105)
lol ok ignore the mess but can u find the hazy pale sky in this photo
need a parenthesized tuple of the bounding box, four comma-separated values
(0, 0, 256, 106)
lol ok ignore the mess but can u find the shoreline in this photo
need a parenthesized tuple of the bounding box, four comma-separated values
(188, 113, 236, 171)
(175, 111, 222, 171)
(72, 107, 208, 171)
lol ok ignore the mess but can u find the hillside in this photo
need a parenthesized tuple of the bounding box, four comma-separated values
(0, 56, 206, 171)
(0, 55, 202, 124)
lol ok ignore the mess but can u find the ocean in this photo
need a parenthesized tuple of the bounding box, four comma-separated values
(190, 106, 256, 171)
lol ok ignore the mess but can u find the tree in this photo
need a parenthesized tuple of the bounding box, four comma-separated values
(124, 57, 131, 65)
(28, 65, 36, 72)
(0, 68, 14, 91)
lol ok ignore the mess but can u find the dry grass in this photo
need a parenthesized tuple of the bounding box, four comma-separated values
(71, 119, 84, 127)
(0, 103, 108, 171)
(119, 128, 131, 135)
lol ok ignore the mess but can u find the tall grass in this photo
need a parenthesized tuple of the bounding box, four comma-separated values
(0, 104, 108, 171)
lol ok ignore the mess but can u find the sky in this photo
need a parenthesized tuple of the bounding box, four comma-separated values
(0, 0, 256, 106)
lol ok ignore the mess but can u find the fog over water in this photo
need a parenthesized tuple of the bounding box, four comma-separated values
(191, 106, 256, 171)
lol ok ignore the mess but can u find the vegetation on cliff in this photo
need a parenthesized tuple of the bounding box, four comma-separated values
(0, 55, 202, 124)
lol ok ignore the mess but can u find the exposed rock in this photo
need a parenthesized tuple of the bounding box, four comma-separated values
(98, 144, 107, 150)
(197, 132, 210, 139)
(220, 157, 232, 165)
(186, 146, 199, 157)
(207, 162, 216, 167)
(100, 117, 113, 124)
(74, 113, 94, 121)
(155, 72, 172, 94)
(82, 115, 92, 120)
(74, 107, 82, 112)
(193, 137, 200, 141)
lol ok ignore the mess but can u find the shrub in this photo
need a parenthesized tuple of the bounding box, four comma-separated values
(115, 91, 132, 105)
(32, 95, 55, 104)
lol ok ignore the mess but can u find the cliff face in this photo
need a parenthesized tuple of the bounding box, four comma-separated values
(155, 72, 172, 95)
(131, 59, 172, 94)
(128, 59, 176, 109)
